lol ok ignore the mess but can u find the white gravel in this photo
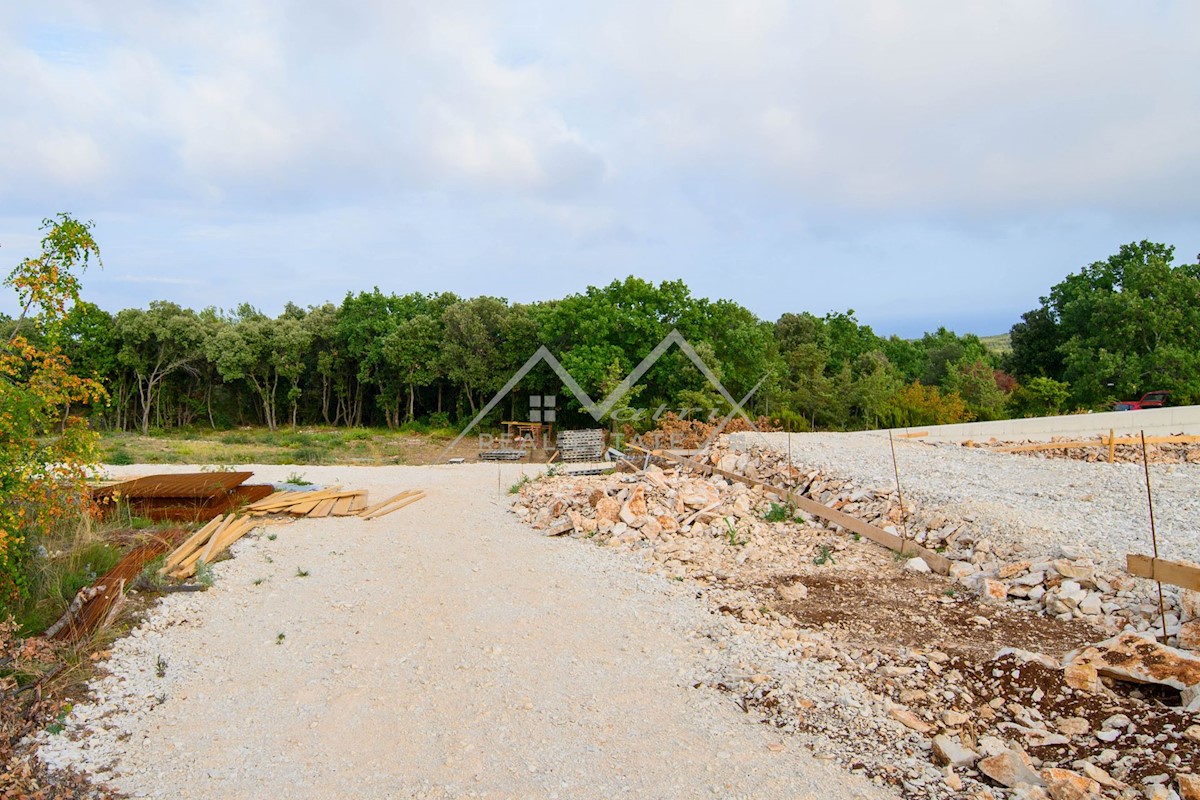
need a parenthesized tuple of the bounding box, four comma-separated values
(732, 431, 1200, 569)
(35, 462, 895, 800)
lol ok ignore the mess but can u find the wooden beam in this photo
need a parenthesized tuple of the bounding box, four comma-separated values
(361, 491, 427, 520)
(896, 431, 928, 439)
(307, 497, 338, 518)
(357, 489, 420, 518)
(1127, 554, 1200, 592)
(160, 515, 225, 575)
(639, 447, 952, 575)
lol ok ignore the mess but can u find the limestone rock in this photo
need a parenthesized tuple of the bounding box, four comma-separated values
(905, 556, 931, 574)
(595, 496, 620, 523)
(776, 582, 809, 603)
(978, 749, 1045, 788)
(1040, 768, 1100, 800)
(931, 734, 978, 767)
(1062, 663, 1103, 693)
(1064, 632, 1200, 693)
(1178, 773, 1200, 800)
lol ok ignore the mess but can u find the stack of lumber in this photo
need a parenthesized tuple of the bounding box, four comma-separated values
(557, 429, 606, 462)
(245, 486, 427, 520)
(159, 514, 259, 580)
(246, 488, 368, 517)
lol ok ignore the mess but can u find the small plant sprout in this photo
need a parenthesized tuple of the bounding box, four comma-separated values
(813, 545, 835, 566)
(253, 577, 266, 586)
(508, 474, 531, 494)
(764, 502, 791, 523)
(296, 567, 309, 577)
(276, 632, 286, 645)
(155, 655, 167, 678)
(723, 517, 746, 547)
(194, 560, 215, 587)
(284, 471, 312, 486)
(267, 533, 277, 541)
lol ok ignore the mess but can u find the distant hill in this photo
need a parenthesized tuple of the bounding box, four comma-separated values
(979, 332, 1012, 355)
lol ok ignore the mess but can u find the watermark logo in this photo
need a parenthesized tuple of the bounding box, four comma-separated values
(440, 329, 765, 460)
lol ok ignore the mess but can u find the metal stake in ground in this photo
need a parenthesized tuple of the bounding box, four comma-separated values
(1140, 430, 1169, 644)
(888, 430, 910, 553)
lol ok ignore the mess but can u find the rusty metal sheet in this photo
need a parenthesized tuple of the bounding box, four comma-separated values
(51, 529, 185, 642)
(129, 484, 276, 522)
(92, 472, 253, 500)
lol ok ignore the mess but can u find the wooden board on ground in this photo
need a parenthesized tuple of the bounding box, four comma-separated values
(1127, 554, 1200, 592)
(997, 434, 1200, 454)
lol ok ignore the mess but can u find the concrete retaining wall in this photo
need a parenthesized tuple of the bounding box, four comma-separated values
(884, 405, 1200, 443)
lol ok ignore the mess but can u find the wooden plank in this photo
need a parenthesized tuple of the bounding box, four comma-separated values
(1127, 554, 1200, 592)
(308, 498, 338, 518)
(361, 491, 427, 520)
(896, 431, 928, 439)
(173, 516, 258, 579)
(642, 448, 952, 575)
(357, 489, 420, 517)
(171, 515, 236, 576)
(331, 496, 354, 516)
(348, 493, 368, 513)
(160, 515, 226, 575)
(246, 487, 344, 512)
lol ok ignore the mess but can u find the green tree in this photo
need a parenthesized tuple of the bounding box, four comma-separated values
(115, 302, 205, 434)
(1, 215, 105, 606)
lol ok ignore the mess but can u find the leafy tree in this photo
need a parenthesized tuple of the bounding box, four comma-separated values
(1, 215, 105, 606)
(1008, 376, 1071, 417)
(944, 357, 1009, 421)
(1051, 242, 1200, 406)
(115, 302, 205, 433)
(889, 382, 971, 427)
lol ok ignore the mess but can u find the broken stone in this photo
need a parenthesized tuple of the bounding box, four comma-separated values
(905, 556, 931, 574)
(1065, 632, 1200, 697)
(1055, 717, 1091, 736)
(996, 647, 1061, 670)
(942, 709, 970, 727)
(949, 561, 978, 580)
(1178, 774, 1200, 800)
(1062, 662, 1103, 693)
(1040, 768, 1100, 800)
(595, 496, 620, 523)
(887, 702, 931, 734)
(978, 749, 1045, 788)
(776, 582, 809, 603)
(931, 734, 979, 767)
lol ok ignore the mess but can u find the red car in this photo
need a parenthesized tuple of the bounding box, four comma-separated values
(1113, 391, 1170, 411)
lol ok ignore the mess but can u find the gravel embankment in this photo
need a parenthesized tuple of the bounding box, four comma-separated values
(731, 431, 1200, 568)
(35, 463, 894, 800)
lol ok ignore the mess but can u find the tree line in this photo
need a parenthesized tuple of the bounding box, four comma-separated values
(4, 241, 1197, 436)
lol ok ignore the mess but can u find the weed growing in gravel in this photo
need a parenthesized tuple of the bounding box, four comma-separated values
(155, 655, 167, 677)
(253, 578, 266, 586)
(851, 533, 861, 542)
(508, 475, 531, 494)
(284, 472, 312, 486)
(813, 545, 835, 566)
(194, 560, 215, 587)
(723, 518, 747, 547)
(266, 533, 277, 541)
(45, 704, 71, 735)
(764, 502, 792, 522)
(276, 632, 285, 645)
(295, 567, 309, 577)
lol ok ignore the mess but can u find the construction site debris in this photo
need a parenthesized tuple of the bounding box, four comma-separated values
(91, 472, 275, 521)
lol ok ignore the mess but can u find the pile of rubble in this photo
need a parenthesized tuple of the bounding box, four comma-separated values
(517, 439, 1193, 649)
(512, 436, 1200, 798)
(977, 437, 1200, 465)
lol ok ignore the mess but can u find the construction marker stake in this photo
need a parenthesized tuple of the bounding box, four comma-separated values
(1141, 430, 1169, 644)
(888, 430, 910, 552)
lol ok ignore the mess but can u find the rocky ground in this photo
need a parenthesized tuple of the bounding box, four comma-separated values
(513, 434, 1200, 799)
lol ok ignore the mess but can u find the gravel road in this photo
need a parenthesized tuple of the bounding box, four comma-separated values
(733, 431, 1200, 568)
(37, 463, 894, 800)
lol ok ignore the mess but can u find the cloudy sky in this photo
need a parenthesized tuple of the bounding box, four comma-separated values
(1, 2, 1197, 337)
